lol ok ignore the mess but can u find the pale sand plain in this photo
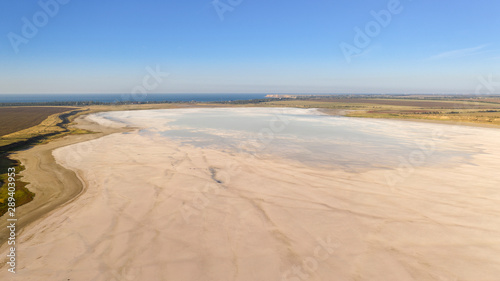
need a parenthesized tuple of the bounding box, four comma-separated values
(1, 111, 500, 281)
(0, 116, 128, 244)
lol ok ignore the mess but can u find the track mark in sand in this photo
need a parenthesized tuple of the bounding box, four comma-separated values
(222, 210, 240, 281)
(240, 195, 301, 264)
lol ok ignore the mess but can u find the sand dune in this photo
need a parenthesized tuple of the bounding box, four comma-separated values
(1, 110, 500, 280)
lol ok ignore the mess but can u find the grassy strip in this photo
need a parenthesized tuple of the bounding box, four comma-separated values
(345, 109, 500, 125)
(259, 99, 500, 126)
(0, 157, 34, 217)
(0, 108, 89, 216)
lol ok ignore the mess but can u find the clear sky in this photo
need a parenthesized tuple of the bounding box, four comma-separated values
(0, 0, 499, 94)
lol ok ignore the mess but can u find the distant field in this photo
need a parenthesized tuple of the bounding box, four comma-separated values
(261, 96, 500, 126)
(313, 98, 500, 109)
(0, 107, 75, 137)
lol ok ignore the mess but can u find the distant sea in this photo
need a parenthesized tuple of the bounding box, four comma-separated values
(0, 93, 269, 103)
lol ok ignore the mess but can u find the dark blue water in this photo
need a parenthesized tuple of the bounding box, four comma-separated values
(0, 93, 268, 103)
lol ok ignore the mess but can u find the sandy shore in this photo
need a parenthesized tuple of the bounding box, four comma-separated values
(1, 110, 500, 280)
(0, 116, 128, 245)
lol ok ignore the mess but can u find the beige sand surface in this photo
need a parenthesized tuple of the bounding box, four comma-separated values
(0, 117, 127, 244)
(1, 114, 500, 281)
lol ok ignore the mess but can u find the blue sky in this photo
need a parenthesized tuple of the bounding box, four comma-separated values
(0, 0, 499, 94)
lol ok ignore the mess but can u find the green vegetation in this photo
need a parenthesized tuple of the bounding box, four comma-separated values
(0, 157, 34, 217)
(0, 107, 85, 214)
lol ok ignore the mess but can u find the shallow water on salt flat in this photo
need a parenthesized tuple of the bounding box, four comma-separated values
(97, 108, 476, 170)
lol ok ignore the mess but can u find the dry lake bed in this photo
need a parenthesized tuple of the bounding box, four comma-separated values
(1, 108, 500, 281)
